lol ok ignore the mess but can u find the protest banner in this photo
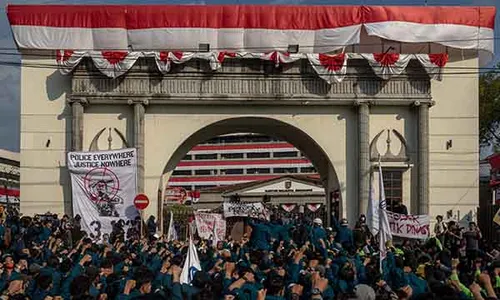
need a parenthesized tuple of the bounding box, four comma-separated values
(67, 148, 138, 238)
(194, 212, 226, 244)
(223, 202, 270, 220)
(387, 211, 430, 239)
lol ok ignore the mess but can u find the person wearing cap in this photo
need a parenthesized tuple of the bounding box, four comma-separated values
(333, 216, 354, 248)
(311, 218, 327, 250)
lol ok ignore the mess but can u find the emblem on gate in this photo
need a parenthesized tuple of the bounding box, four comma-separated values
(285, 181, 292, 190)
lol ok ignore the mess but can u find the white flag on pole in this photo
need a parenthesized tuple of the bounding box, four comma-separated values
(367, 170, 379, 236)
(378, 163, 392, 273)
(180, 237, 202, 285)
(166, 212, 177, 242)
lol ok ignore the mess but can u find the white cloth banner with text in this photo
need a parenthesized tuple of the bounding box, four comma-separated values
(194, 212, 226, 244)
(387, 211, 430, 239)
(67, 148, 138, 238)
(223, 202, 270, 220)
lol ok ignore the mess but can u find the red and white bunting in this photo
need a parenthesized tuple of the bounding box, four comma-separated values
(56, 50, 86, 75)
(153, 51, 195, 74)
(307, 53, 348, 84)
(362, 53, 412, 80)
(307, 203, 322, 212)
(281, 204, 296, 212)
(415, 53, 449, 81)
(55, 51, 451, 83)
(90, 51, 142, 78)
(248, 51, 302, 67)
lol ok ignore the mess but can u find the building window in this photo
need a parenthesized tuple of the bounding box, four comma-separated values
(383, 169, 403, 209)
(247, 168, 271, 174)
(300, 167, 316, 173)
(274, 167, 297, 174)
(194, 154, 217, 160)
(273, 151, 298, 158)
(195, 169, 217, 176)
(183, 155, 192, 161)
(221, 169, 244, 175)
(221, 153, 244, 159)
(172, 170, 192, 176)
(247, 152, 270, 159)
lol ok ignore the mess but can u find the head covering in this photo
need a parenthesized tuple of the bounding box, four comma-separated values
(313, 218, 323, 225)
(29, 263, 42, 275)
(340, 219, 349, 226)
(350, 284, 376, 300)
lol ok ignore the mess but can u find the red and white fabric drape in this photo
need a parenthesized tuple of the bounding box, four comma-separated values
(361, 53, 412, 80)
(415, 53, 449, 81)
(281, 204, 296, 212)
(153, 51, 195, 74)
(307, 204, 322, 212)
(306, 53, 348, 84)
(55, 50, 449, 83)
(90, 51, 142, 78)
(248, 51, 302, 67)
(56, 50, 86, 75)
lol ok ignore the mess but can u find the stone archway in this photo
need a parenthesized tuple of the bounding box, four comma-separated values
(158, 116, 341, 228)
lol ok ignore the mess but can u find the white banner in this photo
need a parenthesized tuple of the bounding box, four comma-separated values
(67, 148, 138, 238)
(194, 212, 226, 244)
(223, 202, 270, 220)
(387, 211, 430, 239)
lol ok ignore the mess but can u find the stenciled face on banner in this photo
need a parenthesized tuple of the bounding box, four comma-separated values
(83, 167, 123, 217)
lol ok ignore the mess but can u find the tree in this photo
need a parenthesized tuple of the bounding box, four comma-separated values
(479, 63, 500, 147)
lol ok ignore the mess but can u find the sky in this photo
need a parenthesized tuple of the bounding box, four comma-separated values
(0, 0, 498, 155)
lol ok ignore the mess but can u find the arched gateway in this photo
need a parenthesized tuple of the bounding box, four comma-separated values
(9, 5, 494, 227)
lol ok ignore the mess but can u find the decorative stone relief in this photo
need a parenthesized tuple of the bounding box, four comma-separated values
(370, 129, 409, 162)
(89, 128, 129, 151)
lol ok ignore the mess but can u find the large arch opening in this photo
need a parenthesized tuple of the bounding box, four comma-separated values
(158, 117, 341, 231)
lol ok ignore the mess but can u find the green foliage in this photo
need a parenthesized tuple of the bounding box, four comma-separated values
(479, 63, 500, 146)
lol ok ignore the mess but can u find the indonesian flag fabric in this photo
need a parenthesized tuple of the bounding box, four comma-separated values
(90, 51, 142, 79)
(307, 204, 322, 212)
(307, 53, 349, 84)
(7, 5, 495, 58)
(281, 204, 296, 212)
(56, 50, 86, 75)
(361, 53, 412, 80)
(54, 50, 450, 84)
(415, 54, 449, 81)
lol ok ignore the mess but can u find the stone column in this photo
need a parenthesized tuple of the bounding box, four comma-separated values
(133, 101, 146, 194)
(71, 100, 84, 151)
(417, 102, 430, 214)
(358, 102, 370, 218)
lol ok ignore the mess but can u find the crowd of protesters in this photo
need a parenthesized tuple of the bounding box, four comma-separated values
(0, 209, 495, 300)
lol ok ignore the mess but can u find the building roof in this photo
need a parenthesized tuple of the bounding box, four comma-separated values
(0, 149, 20, 165)
(199, 174, 322, 194)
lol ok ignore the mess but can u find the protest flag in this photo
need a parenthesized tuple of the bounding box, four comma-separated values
(378, 163, 392, 273)
(367, 169, 379, 236)
(166, 211, 177, 242)
(180, 237, 202, 285)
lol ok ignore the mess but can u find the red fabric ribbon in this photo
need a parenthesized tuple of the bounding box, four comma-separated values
(56, 50, 74, 62)
(319, 53, 345, 71)
(159, 51, 183, 62)
(373, 53, 400, 66)
(429, 53, 449, 67)
(101, 51, 128, 65)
